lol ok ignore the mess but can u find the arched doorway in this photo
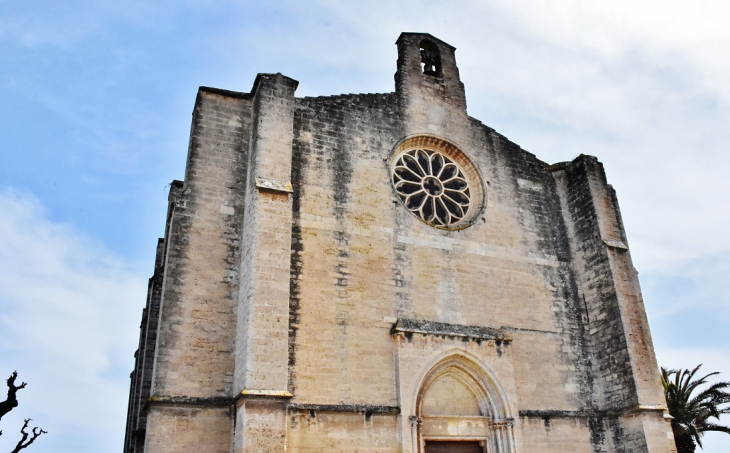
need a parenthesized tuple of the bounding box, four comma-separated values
(412, 354, 514, 453)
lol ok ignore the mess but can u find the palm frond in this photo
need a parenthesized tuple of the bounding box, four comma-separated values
(700, 423, 730, 435)
(662, 364, 730, 453)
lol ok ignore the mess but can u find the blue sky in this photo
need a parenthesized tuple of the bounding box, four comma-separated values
(1, 1, 729, 451)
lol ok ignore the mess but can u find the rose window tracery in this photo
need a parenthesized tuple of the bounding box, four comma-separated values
(392, 148, 472, 228)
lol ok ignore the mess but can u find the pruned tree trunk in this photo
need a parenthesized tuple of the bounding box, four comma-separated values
(1, 372, 46, 451)
(0, 371, 26, 421)
(10, 419, 47, 453)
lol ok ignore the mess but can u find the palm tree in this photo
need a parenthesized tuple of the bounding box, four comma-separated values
(661, 365, 730, 452)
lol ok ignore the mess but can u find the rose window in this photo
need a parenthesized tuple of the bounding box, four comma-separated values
(392, 148, 472, 228)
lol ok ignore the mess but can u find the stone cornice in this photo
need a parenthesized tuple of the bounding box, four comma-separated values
(392, 318, 511, 343)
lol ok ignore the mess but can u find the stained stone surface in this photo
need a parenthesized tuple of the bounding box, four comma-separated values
(123, 33, 676, 453)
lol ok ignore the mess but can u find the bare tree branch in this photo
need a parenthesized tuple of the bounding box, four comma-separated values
(0, 372, 26, 421)
(0, 372, 47, 451)
(10, 419, 46, 453)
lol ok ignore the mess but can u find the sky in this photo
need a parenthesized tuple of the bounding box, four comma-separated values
(0, 0, 728, 451)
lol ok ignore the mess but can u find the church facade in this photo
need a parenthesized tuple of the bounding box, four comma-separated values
(124, 33, 676, 452)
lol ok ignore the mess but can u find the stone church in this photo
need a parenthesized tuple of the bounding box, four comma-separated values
(124, 33, 676, 452)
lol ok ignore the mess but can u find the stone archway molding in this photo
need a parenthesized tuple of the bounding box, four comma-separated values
(410, 349, 515, 453)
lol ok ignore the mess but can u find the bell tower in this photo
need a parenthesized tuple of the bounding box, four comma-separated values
(395, 32, 467, 114)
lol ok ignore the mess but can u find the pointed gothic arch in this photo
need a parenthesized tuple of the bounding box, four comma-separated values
(410, 351, 515, 453)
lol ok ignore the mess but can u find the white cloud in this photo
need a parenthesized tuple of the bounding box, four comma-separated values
(656, 348, 730, 387)
(642, 253, 730, 320)
(0, 190, 147, 453)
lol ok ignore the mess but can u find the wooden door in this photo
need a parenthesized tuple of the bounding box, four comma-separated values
(424, 441, 484, 453)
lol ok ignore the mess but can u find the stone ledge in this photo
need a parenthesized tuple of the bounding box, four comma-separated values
(603, 239, 629, 250)
(255, 177, 293, 193)
(147, 390, 297, 409)
(147, 395, 233, 407)
(239, 389, 293, 399)
(519, 404, 667, 419)
(288, 403, 400, 414)
(392, 318, 511, 343)
(199, 86, 252, 99)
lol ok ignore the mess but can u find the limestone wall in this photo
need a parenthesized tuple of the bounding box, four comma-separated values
(125, 32, 674, 453)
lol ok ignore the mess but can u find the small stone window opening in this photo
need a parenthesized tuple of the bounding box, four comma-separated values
(419, 40, 441, 76)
